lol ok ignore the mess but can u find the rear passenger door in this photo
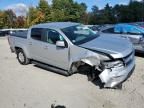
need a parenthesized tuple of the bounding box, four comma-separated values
(29, 28, 45, 62)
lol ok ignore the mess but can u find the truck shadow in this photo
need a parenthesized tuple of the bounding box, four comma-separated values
(135, 52, 144, 58)
(78, 71, 104, 89)
(91, 79, 105, 89)
(51, 104, 66, 108)
(34, 64, 104, 88)
(33, 65, 69, 77)
(0, 35, 6, 38)
(34, 63, 133, 89)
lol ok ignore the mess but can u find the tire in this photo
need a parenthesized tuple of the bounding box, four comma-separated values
(16, 49, 30, 65)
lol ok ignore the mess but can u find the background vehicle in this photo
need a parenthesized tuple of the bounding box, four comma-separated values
(100, 23, 144, 53)
(85, 25, 99, 33)
(132, 22, 144, 28)
(0, 28, 27, 36)
(8, 22, 135, 88)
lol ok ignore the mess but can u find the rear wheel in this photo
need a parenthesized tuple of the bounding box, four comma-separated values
(16, 49, 30, 65)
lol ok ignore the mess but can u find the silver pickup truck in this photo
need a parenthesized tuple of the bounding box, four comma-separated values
(8, 22, 135, 88)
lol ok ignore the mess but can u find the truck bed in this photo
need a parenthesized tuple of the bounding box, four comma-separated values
(10, 31, 28, 39)
(8, 31, 28, 53)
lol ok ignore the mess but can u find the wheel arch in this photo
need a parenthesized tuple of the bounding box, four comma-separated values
(14, 46, 30, 59)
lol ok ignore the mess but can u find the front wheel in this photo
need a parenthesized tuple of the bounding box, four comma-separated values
(16, 49, 30, 65)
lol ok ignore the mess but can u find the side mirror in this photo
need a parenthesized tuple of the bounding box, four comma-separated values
(56, 41, 65, 48)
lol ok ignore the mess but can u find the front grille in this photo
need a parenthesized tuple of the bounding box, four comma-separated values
(123, 51, 134, 66)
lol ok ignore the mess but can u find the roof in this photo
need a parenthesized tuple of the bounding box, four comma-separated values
(116, 23, 144, 28)
(115, 23, 144, 29)
(115, 23, 144, 33)
(32, 22, 80, 29)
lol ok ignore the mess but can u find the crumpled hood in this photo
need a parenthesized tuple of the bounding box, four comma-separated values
(79, 35, 133, 58)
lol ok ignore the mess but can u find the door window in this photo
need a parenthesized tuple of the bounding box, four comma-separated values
(46, 30, 64, 45)
(103, 27, 122, 34)
(31, 28, 43, 41)
(128, 28, 141, 35)
(114, 26, 122, 33)
(102, 27, 115, 33)
(31, 28, 67, 46)
(123, 26, 142, 35)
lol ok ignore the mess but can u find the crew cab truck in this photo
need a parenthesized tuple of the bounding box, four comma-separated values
(8, 22, 135, 88)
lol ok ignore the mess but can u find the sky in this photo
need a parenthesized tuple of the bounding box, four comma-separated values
(0, 0, 142, 16)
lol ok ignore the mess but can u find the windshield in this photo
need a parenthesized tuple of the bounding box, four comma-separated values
(61, 25, 98, 45)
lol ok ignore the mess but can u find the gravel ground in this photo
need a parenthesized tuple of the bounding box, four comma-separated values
(0, 37, 144, 108)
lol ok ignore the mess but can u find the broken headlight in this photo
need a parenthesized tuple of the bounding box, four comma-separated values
(102, 60, 124, 68)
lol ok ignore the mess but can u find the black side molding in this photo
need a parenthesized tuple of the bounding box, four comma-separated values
(31, 60, 70, 76)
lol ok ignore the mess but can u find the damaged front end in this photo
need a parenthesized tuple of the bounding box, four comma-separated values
(83, 53, 135, 88)
(99, 51, 135, 88)
(70, 48, 135, 88)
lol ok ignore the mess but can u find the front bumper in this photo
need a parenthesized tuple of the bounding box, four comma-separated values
(99, 55, 135, 88)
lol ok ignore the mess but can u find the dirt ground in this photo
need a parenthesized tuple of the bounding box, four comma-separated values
(0, 37, 144, 108)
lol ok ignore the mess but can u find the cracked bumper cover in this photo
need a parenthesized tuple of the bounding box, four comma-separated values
(99, 58, 135, 88)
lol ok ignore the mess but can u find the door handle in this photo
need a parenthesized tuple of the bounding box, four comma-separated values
(44, 46, 48, 49)
(29, 42, 32, 45)
(121, 35, 126, 38)
(121, 35, 128, 39)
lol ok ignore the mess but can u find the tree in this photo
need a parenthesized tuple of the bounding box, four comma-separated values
(91, 5, 99, 14)
(88, 5, 110, 24)
(37, 0, 50, 22)
(1, 0, 144, 27)
(4, 10, 17, 28)
(52, 0, 87, 22)
(129, 1, 144, 22)
(103, 4, 116, 23)
(49, 9, 65, 21)
(16, 16, 25, 28)
(78, 3, 88, 24)
(0, 11, 5, 28)
(52, 0, 75, 21)
(89, 1, 144, 24)
(52, 0, 73, 10)
(88, 5, 99, 24)
(26, 7, 45, 27)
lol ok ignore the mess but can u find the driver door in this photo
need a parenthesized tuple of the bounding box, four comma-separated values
(41, 29, 69, 70)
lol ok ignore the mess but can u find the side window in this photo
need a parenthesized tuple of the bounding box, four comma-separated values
(102, 27, 114, 33)
(128, 28, 141, 35)
(46, 30, 64, 45)
(31, 28, 43, 41)
(114, 26, 122, 33)
(122, 27, 127, 34)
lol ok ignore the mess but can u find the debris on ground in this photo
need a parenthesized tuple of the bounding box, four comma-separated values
(51, 104, 66, 108)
